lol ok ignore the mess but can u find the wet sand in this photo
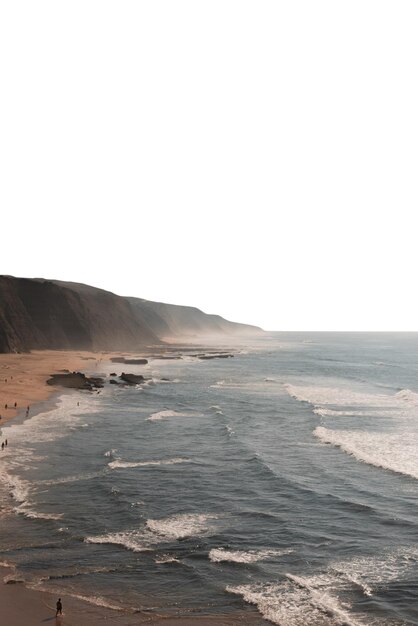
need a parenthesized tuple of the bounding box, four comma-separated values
(0, 566, 262, 626)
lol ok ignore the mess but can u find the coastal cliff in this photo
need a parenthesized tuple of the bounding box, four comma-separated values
(0, 276, 263, 353)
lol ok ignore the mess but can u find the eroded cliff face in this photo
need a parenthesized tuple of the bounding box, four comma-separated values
(0, 277, 160, 353)
(0, 276, 263, 353)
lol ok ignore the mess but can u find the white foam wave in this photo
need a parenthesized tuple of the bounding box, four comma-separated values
(285, 383, 390, 408)
(313, 407, 372, 418)
(395, 388, 418, 405)
(331, 546, 418, 594)
(85, 512, 218, 553)
(210, 548, 292, 564)
(147, 410, 189, 421)
(104, 449, 118, 458)
(146, 513, 218, 540)
(0, 473, 30, 504)
(228, 576, 363, 626)
(314, 426, 418, 480)
(1, 395, 98, 445)
(85, 531, 151, 553)
(108, 458, 189, 469)
(154, 554, 181, 564)
(19, 509, 63, 520)
(39, 470, 104, 486)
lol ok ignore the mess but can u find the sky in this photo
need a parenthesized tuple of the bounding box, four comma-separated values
(1, 1, 417, 331)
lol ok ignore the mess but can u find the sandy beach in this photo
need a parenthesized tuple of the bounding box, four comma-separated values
(0, 350, 104, 424)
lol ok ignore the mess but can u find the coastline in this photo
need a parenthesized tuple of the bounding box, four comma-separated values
(0, 348, 266, 626)
(0, 563, 263, 625)
(0, 350, 105, 425)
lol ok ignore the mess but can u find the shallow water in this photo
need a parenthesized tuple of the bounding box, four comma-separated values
(1, 333, 418, 624)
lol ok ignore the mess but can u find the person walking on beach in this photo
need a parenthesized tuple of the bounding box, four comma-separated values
(56, 598, 63, 616)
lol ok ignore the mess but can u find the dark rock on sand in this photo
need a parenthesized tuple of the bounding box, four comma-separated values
(110, 357, 148, 365)
(109, 379, 120, 385)
(47, 372, 104, 390)
(109, 372, 117, 377)
(198, 354, 234, 360)
(120, 372, 145, 385)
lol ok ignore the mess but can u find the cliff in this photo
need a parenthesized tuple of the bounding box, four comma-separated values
(0, 277, 160, 353)
(127, 298, 263, 340)
(0, 276, 263, 353)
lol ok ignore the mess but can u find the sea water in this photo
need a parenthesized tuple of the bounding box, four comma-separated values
(1, 333, 418, 625)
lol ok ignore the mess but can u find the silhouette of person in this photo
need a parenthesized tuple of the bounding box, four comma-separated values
(56, 598, 63, 616)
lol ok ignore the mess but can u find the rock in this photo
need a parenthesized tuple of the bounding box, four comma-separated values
(120, 372, 145, 385)
(109, 379, 120, 385)
(47, 372, 104, 390)
(109, 372, 117, 377)
(111, 357, 148, 365)
(198, 354, 234, 360)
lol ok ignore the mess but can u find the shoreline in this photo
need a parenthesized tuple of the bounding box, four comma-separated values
(0, 562, 264, 625)
(0, 348, 266, 626)
(0, 350, 106, 425)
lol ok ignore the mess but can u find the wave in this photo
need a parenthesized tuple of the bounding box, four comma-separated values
(28, 582, 135, 613)
(18, 508, 63, 521)
(86, 512, 219, 553)
(38, 470, 104, 486)
(209, 548, 292, 564)
(154, 554, 181, 564)
(285, 383, 390, 408)
(313, 407, 376, 418)
(85, 530, 152, 552)
(395, 388, 418, 405)
(147, 410, 189, 421)
(228, 545, 418, 625)
(104, 449, 118, 458)
(146, 513, 218, 540)
(108, 458, 189, 469)
(314, 426, 418, 480)
(1, 394, 99, 445)
(228, 575, 365, 626)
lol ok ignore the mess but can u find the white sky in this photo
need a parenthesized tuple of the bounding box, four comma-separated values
(1, 1, 417, 331)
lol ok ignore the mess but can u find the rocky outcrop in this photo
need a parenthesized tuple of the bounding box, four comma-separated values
(119, 372, 145, 385)
(46, 372, 104, 390)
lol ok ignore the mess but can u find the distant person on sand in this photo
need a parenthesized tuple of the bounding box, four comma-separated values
(1, 442, 4, 451)
(56, 598, 63, 616)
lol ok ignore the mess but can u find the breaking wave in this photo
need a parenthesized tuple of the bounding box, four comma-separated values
(209, 547, 292, 563)
(108, 458, 189, 469)
(314, 426, 418, 480)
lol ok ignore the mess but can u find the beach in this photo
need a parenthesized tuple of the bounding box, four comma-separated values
(0, 349, 265, 625)
(1, 336, 418, 625)
(0, 350, 103, 423)
(0, 565, 260, 626)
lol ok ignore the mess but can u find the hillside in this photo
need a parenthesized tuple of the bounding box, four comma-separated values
(0, 277, 263, 353)
(0, 277, 160, 353)
(128, 297, 263, 340)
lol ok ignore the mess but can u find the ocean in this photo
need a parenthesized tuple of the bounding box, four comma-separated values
(1, 333, 418, 625)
